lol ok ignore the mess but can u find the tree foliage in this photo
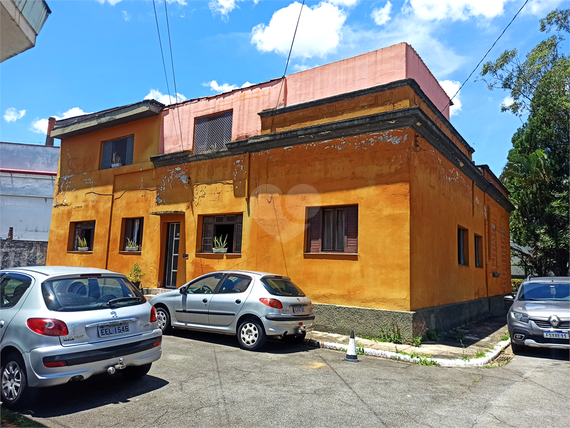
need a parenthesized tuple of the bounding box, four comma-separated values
(481, 8, 569, 276)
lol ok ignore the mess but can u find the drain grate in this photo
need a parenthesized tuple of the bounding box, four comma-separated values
(492, 354, 513, 364)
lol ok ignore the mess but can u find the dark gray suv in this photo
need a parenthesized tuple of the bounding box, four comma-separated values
(504, 276, 570, 353)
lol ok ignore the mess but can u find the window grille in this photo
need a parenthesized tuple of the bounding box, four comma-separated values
(306, 206, 358, 253)
(101, 136, 134, 169)
(194, 111, 233, 154)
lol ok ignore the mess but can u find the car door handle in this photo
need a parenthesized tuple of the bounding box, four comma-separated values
(235, 299, 241, 304)
(202, 298, 208, 303)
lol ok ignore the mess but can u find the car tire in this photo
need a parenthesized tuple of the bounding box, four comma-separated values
(1, 352, 29, 409)
(237, 318, 266, 351)
(121, 363, 152, 380)
(510, 341, 524, 354)
(156, 306, 172, 334)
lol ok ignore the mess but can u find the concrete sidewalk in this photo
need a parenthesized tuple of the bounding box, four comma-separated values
(305, 314, 513, 367)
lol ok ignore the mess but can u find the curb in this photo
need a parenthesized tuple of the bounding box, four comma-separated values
(305, 339, 511, 367)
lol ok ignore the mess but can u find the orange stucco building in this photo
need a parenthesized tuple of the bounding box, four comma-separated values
(47, 43, 513, 337)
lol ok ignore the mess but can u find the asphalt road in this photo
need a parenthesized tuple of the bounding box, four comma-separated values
(23, 330, 570, 428)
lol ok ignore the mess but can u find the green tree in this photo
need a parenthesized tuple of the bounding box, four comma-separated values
(480, 8, 569, 276)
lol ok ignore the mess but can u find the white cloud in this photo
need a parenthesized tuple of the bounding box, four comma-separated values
(326, 0, 360, 7)
(523, 0, 565, 17)
(439, 80, 462, 116)
(31, 107, 90, 135)
(144, 89, 187, 105)
(501, 95, 514, 108)
(292, 64, 311, 72)
(241, 82, 254, 88)
(95, 0, 123, 5)
(372, 2, 392, 26)
(209, 0, 239, 19)
(122, 11, 131, 21)
(409, 0, 511, 21)
(169, 0, 188, 5)
(4, 108, 26, 122)
(251, 2, 346, 59)
(203, 81, 238, 93)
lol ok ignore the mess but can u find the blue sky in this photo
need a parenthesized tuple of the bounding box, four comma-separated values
(1, 0, 567, 176)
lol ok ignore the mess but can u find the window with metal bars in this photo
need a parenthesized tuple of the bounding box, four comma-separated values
(200, 214, 243, 253)
(100, 136, 134, 170)
(306, 206, 358, 253)
(123, 218, 144, 250)
(71, 221, 95, 251)
(194, 111, 233, 154)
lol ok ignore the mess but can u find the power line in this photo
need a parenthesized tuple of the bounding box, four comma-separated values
(152, 0, 172, 104)
(163, 0, 185, 147)
(443, 0, 530, 114)
(274, 0, 306, 112)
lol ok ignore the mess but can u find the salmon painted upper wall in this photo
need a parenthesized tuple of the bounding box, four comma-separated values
(161, 43, 451, 155)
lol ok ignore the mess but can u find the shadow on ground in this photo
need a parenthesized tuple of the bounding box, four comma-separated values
(17, 374, 168, 418)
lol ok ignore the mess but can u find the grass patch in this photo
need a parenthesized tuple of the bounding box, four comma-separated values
(356, 346, 365, 355)
(501, 332, 510, 341)
(1, 409, 45, 427)
(475, 350, 487, 359)
(423, 329, 439, 341)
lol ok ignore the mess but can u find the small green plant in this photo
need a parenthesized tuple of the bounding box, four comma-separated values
(126, 238, 137, 248)
(416, 356, 438, 366)
(424, 329, 439, 341)
(461, 355, 470, 362)
(128, 262, 146, 284)
(411, 336, 422, 347)
(356, 346, 365, 355)
(475, 350, 487, 359)
(213, 235, 228, 249)
(501, 332, 510, 341)
(77, 237, 88, 248)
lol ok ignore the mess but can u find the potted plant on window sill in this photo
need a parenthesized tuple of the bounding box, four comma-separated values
(111, 153, 123, 168)
(125, 238, 139, 252)
(77, 237, 89, 251)
(212, 235, 228, 253)
(128, 262, 146, 290)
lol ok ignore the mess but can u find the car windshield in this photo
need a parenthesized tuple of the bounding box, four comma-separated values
(518, 282, 570, 301)
(261, 277, 305, 297)
(42, 276, 145, 311)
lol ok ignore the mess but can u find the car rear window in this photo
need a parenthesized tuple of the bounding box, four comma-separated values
(519, 282, 570, 301)
(261, 278, 305, 297)
(42, 276, 146, 311)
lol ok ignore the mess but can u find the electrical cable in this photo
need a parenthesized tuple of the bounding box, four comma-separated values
(274, 0, 306, 113)
(442, 0, 529, 114)
(163, 0, 185, 147)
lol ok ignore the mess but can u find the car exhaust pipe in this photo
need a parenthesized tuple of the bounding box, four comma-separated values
(69, 375, 84, 382)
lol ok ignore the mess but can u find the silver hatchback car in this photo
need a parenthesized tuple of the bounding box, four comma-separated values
(0, 266, 162, 409)
(150, 271, 315, 351)
(504, 276, 570, 353)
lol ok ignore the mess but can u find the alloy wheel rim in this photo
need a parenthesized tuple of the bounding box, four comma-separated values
(157, 310, 167, 330)
(2, 361, 22, 401)
(240, 322, 258, 346)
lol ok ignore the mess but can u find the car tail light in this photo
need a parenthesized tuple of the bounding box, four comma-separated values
(150, 306, 157, 323)
(27, 318, 69, 336)
(153, 339, 162, 348)
(260, 298, 283, 309)
(44, 361, 67, 368)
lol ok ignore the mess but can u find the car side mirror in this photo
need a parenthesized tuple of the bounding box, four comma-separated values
(179, 287, 186, 294)
(504, 294, 514, 302)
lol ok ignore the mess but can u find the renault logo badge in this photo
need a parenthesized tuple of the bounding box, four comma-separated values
(549, 315, 560, 328)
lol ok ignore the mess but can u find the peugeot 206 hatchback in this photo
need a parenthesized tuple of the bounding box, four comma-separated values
(150, 271, 315, 351)
(504, 276, 570, 353)
(0, 266, 162, 409)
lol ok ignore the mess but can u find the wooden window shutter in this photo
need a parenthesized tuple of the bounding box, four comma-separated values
(201, 217, 214, 252)
(345, 205, 358, 253)
(307, 207, 322, 253)
(234, 215, 243, 253)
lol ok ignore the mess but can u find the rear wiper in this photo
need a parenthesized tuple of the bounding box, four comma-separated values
(107, 297, 142, 306)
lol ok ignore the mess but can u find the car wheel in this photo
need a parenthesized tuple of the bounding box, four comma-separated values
(237, 318, 266, 351)
(121, 363, 152, 380)
(156, 306, 172, 334)
(511, 341, 524, 354)
(1, 352, 28, 409)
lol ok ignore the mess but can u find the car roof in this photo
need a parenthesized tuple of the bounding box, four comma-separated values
(0, 266, 124, 277)
(207, 270, 290, 279)
(523, 276, 569, 283)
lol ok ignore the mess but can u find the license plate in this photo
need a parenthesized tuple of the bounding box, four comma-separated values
(98, 323, 130, 337)
(543, 331, 569, 339)
(292, 305, 304, 313)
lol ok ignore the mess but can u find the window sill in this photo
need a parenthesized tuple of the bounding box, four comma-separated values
(303, 252, 358, 260)
(195, 252, 242, 258)
(68, 250, 93, 254)
(119, 251, 142, 255)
